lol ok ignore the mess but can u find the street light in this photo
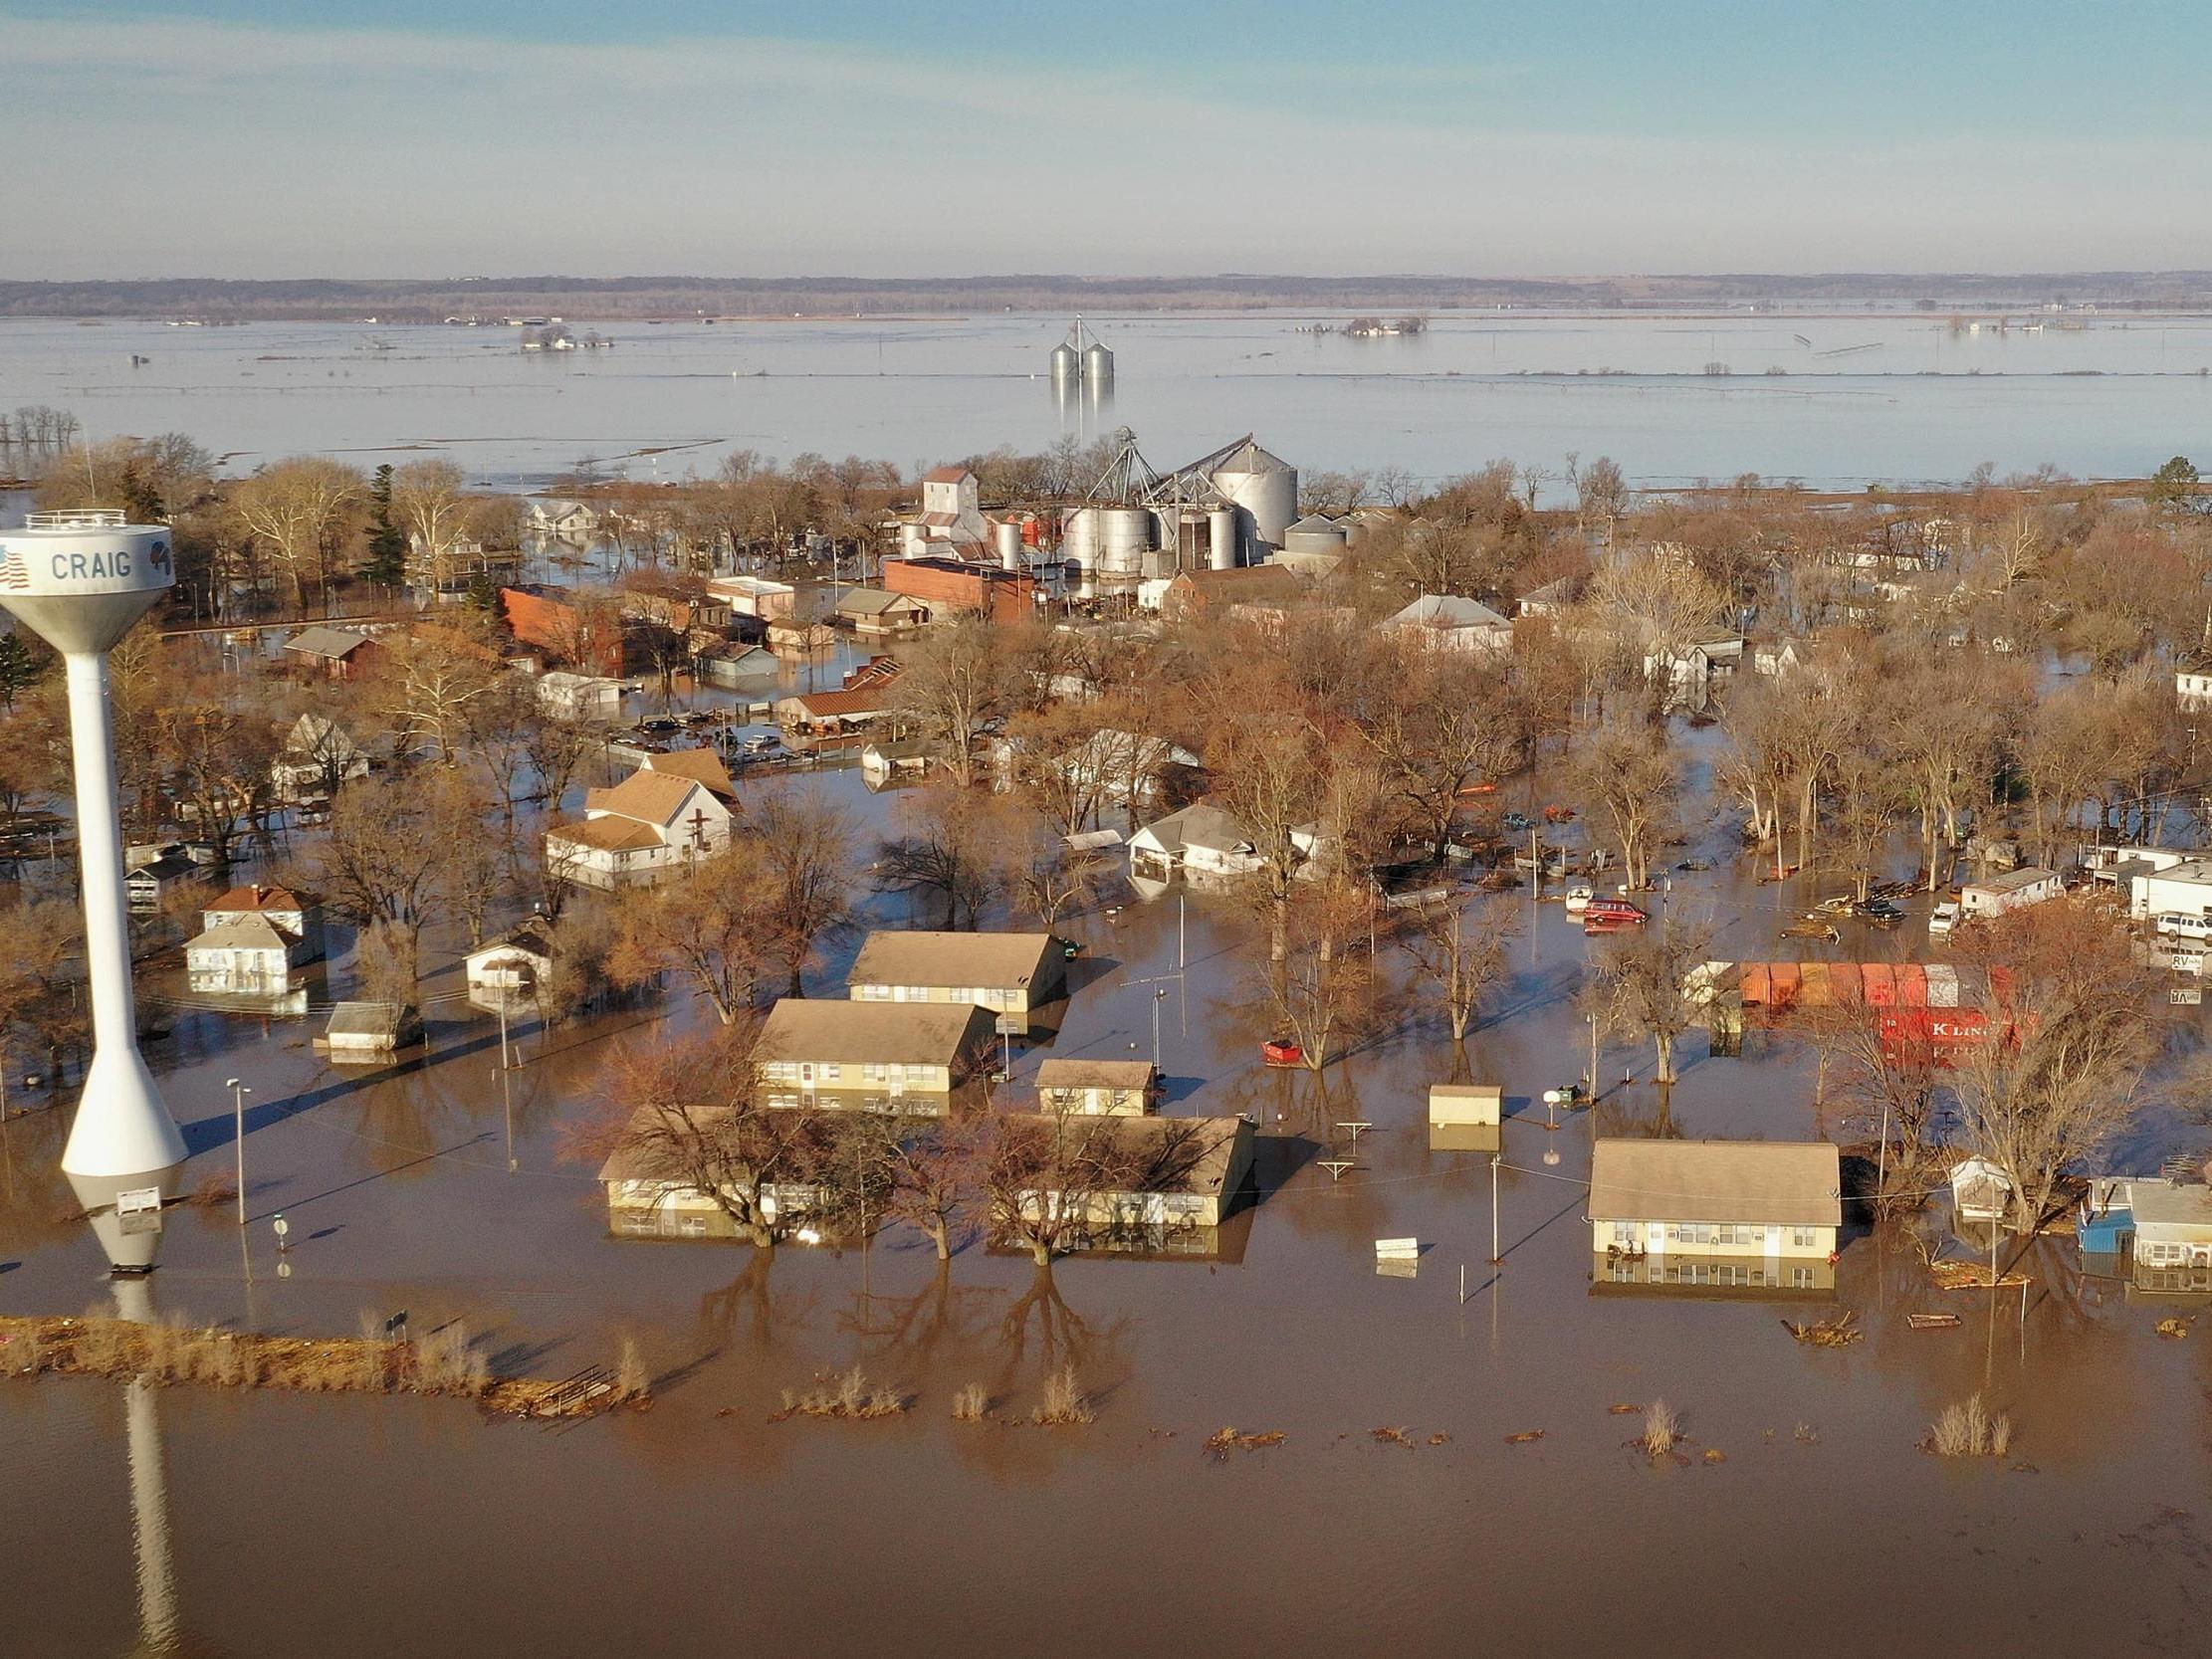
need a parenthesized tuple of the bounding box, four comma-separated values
(225, 1078, 252, 1227)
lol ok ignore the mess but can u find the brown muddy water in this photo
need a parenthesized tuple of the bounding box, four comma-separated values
(4, 741, 2211, 1657)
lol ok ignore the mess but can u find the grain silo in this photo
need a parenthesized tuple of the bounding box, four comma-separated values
(1049, 341, 1081, 400)
(1211, 440, 1298, 557)
(1082, 339, 1115, 401)
(1282, 515, 1348, 556)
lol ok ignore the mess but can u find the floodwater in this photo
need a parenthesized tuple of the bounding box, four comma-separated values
(5, 732, 2212, 1656)
(5, 311, 2212, 497)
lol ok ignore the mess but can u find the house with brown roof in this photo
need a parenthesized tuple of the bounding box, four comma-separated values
(757, 999, 995, 1114)
(638, 746, 737, 802)
(996, 1114, 1256, 1250)
(184, 884, 326, 1000)
(1590, 1139, 1843, 1293)
(1035, 1058, 1158, 1116)
(1159, 563, 1303, 626)
(545, 768, 734, 889)
(847, 930, 1069, 1034)
(774, 684, 899, 735)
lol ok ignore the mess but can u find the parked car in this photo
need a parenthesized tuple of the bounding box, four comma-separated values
(740, 733, 781, 754)
(1563, 884, 1595, 915)
(637, 718, 679, 736)
(1858, 899, 1906, 926)
(2156, 913, 2212, 940)
(1501, 811, 1532, 832)
(1928, 901, 1960, 936)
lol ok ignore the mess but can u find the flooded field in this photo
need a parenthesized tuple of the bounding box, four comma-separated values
(5, 311, 2212, 497)
(5, 736, 2211, 1656)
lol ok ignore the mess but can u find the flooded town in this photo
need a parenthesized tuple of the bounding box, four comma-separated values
(8, 8, 2212, 1657)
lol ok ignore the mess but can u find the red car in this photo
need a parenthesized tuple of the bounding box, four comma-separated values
(1261, 1038, 1306, 1068)
(1582, 900, 1648, 933)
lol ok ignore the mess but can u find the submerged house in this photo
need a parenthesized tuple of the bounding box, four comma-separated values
(756, 999, 995, 1115)
(846, 930, 1068, 1035)
(996, 1113, 1256, 1254)
(1127, 802, 1326, 888)
(596, 1102, 830, 1241)
(2078, 1171, 2212, 1287)
(1382, 594, 1513, 654)
(1589, 1139, 1842, 1292)
(1035, 1059, 1159, 1117)
(464, 922, 555, 1007)
(184, 884, 326, 1000)
(544, 769, 733, 889)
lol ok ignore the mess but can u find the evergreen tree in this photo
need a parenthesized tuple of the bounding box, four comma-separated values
(360, 463, 408, 588)
(0, 630, 51, 709)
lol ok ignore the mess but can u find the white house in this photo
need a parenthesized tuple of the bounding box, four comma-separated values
(465, 922, 554, 1007)
(1383, 594, 1513, 654)
(1127, 802, 1326, 888)
(527, 499, 599, 542)
(536, 670, 626, 722)
(1644, 631, 1746, 713)
(316, 1000, 421, 1061)
(1590, 1139, 1842, 1289)
(1958, 866, 2062, 919)
(546, 769, 734, 889)
(270, 713, 370, 802)
(184, 884, 326, 999)
(125, 845, 201, 913)
(1752, 637, 1810, 678)
(2177, 668, 2212, 713)
(1516, 576, 1572, 617)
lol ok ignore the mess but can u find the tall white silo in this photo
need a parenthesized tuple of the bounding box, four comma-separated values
(1211, 440, 1298, 558)
(0, 510, 187, 1272)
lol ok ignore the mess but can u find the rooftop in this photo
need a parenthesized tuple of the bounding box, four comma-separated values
(1036, 1059, 1158, 1092)
(285, 625, 373, 660)
(1965, 866, 2060, 894)
(849, 930, 1061, 991)
(2123, 1178, 2212, 1230)
(760, 999, 990, 1066)
(1589, 1140, 1842, 1228)
(584, 768, 715, 827)
(640, 747, 736, 800)
(206, 883, 311, 915)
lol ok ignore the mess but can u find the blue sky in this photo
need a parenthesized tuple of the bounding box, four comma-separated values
(4, 1, 2208, 278)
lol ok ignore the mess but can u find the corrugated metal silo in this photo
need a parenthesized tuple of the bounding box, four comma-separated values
(1082, 341, 1115, 399)
(1211, 440, 1298, 554)
(1208, 507, 1237, 570)
(1049, 341, 1081, 398)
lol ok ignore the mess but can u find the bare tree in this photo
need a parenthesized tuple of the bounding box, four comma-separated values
(575, 1021, 872, 1252)
(230, 457, 360, 613)
(1570, 719, 1680, 891)
(608, 842, 772, 1023)
(890, 617, 1008, 786)
(1584, 916, 1714, 1085)
(1950, 900, 2165, 1234)
(750, 791, 855, 996)
(1398, 892, 1514, 1044)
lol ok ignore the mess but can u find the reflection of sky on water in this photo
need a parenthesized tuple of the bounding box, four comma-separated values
(4, 314, 2209, 496)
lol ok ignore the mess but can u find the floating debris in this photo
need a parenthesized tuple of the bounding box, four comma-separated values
(1504, 1428, 1546, 1445)
(1905, 1313, 1962, 1331)
(1428, 1432, 1451, 1446)
(1701, 1448, 1727, 1464)
(1606, 1402, 1642, 1415)
(1781, 1310, 1862, 1347)
(2155, 1317, 2193, 1340)
(1204, 1427, 1286, 1460)
(1929, 1259, 2029, 1292)
(1371, 1426, 1412, 1446)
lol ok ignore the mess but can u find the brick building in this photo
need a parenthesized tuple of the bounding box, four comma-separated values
(880, 557, 1039, 625)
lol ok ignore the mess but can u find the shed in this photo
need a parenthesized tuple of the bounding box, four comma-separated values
(315, 1000, 421, 1061)
(1428, 1083, 1502, 1129)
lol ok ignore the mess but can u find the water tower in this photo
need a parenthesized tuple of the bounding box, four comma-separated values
(0, 510, 187, 1272)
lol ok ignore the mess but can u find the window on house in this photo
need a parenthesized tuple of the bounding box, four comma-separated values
(821, 1063, 841, 1081)
(1613, 1222, 1636, 1245)
(1792, 1227, 1818, 1248)
(1791, 1267, 1815, 1288)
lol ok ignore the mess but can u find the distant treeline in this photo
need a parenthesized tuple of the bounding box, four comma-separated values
(4, 271, 2212, 321)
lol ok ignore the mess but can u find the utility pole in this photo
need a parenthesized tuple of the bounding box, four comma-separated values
(226, 1078, 250, 1226)
(1489, 1154, 1502, 1264)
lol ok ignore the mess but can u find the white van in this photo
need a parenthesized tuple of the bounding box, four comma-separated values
(2156, 913, 2212, 940)
(1928, 901, 1960, 936)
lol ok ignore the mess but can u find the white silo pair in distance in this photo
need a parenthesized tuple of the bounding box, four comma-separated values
(0, 510, 189, 1272)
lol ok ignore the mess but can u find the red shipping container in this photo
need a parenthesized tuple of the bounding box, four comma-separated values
(1742, 962, 1772, 1009)
(1771, 962, 1802, 1013)
(1864, 963, 1896, 1007)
